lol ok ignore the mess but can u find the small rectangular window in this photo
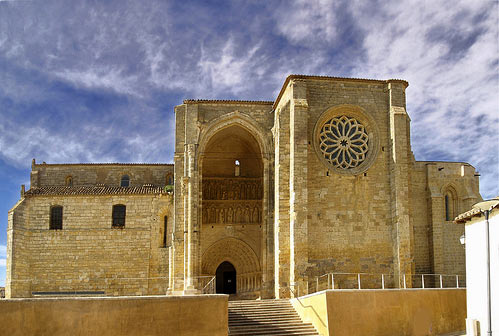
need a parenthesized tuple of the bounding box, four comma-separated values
(50, 206, 63, 230)
(112, 205, 126, 228)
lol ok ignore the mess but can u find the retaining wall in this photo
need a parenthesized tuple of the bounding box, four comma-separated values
(291, 289, 466, 336)
(0, 294, 228, 336)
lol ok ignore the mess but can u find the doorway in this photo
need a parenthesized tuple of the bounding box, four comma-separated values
(216, 261, 237, 294)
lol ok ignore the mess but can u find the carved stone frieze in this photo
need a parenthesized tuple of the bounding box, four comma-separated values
(202, 177, 263, 225)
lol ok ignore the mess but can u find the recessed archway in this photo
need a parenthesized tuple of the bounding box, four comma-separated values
(216, 261, 237, 294)
(199, 119, 269, 297)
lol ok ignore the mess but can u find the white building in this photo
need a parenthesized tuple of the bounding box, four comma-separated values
(456, 197, 499, 336)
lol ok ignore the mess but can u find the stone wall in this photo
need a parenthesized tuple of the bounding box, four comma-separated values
(1, 295, 228, 336)
(272, 76, 480, 294)
(6, 193, 172, 298)
(274, 78, 406, 292)
(419, 161, 480, 278)
(174, 100, 274, 295)
(31, 162, 173, 188)
(292, 289, 466, 336)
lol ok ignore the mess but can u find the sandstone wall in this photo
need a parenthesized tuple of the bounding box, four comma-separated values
(1, 295, 228, 336)
(174, 100, 275, 296)
(292, 289, 466, 336)
(274, 78, 401, 291)
(31, 162, 173, 188)
(7, 194, 172, 298)
(417, 161, 480, 278)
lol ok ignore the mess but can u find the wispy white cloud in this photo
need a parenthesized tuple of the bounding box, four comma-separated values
(54, 67, 140, 97)
(198, 37, 265, 96)
(347, 1, 498, 197)
(0, 0, 496, 201)
(0, 245, 6, 258)
(274, 0, 341, 46)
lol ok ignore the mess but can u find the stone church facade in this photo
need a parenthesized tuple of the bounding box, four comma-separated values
(6, 75, 481, 299)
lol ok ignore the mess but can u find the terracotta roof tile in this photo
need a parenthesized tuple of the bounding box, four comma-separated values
(454, 208, 483, 223)
(454, 197, 499, 223)
(34, 162, 173, 167)
(24, 186, 168, 196)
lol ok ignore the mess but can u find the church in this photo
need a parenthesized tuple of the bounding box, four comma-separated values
(5, 75, 481, 299)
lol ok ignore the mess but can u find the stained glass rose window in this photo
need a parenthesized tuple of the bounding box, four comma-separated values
(319, 115, 369, 169)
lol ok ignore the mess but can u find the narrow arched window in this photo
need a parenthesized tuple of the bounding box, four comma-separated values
(120, 175, 130, 187)
(112, 204, 126, 228)
(444, 192, 455, 221)
(65, 176, 73, 186)
(50, 206, 63, 230)
(235, 160, 240, 177)
(166, 173, 174, 186)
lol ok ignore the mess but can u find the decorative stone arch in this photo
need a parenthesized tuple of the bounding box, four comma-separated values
(196, 111, 273, 296)
(201, 237, 261, 276)
(197, 111, 272, 161)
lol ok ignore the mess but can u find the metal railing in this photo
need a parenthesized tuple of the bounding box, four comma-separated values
(9, 275, 217, 297)
(202, 276, 216, 294)
(314, 272, 466, 292)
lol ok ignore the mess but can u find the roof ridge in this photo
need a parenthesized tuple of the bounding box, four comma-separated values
(33, 162, 173, 166)
(25, 185, 169, 196)
(183, 99, 273, 105)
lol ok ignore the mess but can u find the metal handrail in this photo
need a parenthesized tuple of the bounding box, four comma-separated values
(316, 272, 465, 291)
(202, 276, 216, 294)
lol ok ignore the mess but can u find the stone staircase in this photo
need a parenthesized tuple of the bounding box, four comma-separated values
(228, 299, 320, 336)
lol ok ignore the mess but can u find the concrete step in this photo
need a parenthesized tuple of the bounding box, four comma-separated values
(229, 309, 298, 317)
(229, 316, 303, 323)
(228, 299, 319, 336)
(230, 322, 315, 330)
(229, 329, 319, 336)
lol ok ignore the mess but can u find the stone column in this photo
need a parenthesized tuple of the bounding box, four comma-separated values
(170, 105, 186, 294)
(182, 103, 201, 294)
(426, 163, 444, 276)
(184, 143, 200, 293)
(289, 80, 309, 297)
(261, 155, 275, 299)
(274, 102, 291, 298)
(388, 80, 415, 287)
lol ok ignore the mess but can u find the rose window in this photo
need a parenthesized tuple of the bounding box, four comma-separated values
(319, 115, 369, 169)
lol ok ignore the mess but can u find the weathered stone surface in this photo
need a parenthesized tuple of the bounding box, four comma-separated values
(6, 75, 481, 299)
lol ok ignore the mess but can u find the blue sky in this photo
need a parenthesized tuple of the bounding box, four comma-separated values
(0, 0, 497, 286)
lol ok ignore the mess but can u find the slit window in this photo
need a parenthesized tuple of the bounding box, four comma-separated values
(112, 205, 126, 228)
(445, 195, 450, 221)
(65, 176, 73, 186)
(50, 206, 63, 230)
(120, 175, 130, 187)
(163, 215, 168, 247)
